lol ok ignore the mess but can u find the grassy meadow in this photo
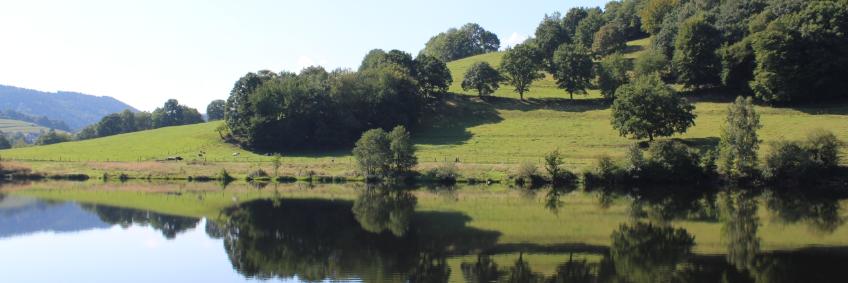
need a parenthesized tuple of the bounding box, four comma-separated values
(1, 38, 847, 178)
(0, 119, 64, 136)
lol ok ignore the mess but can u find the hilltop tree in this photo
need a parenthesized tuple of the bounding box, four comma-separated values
(533, 13, 569, 70)
(563, 8, 589, 36)
(672, 14, 721, 88)
(207, 100, 226, 121)
(96, 113, 124, 137)
(611, 74, 696, 141)
(35, 129, 71, 145)
(596, 53, 632, 101)
(413, 54, 453, 99)
(119, 109, 136, 132)
(152, 99, 203, 128)
(551, 44, 594, 100)
(0, 131, 10, 150)
(421, 23, 500, 61)
(640, 0, 679, 34)
(500, 44, 544, 100)
(718, 96, 761, 179)
(461, 62, 503, 97)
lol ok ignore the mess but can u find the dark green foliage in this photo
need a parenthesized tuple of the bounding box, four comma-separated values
(461, 62, 504, 97)
(421, 23, 500, 61)
(718, 38, 755, 91)
(596, 53, 632, 100)
(78, 109, 159, 140)
(715, 0, 767, 43)
(353, 126, 418, 178)
(563, 8, 589, 36)
(610, 74, 696, 141)
(751, 0, 848, 103)
(95, 113, 124, 137)
(574, 8, 606, 49)
(225, 63, 422, 150)
(551, 44, 594, 99)
(413, 54, 453, 99)
(246, 168, 270, 181)
(151, 99, 204, 128)
(643, 140, 707, 182)
(206, 99, 226, 121)
(672, 14, 721, 88)
(352, 188, 417, 237)
(534, 13, 570, 70)
(544, 149, 576, 185)
(604, 0, 648, 39)
(35, 129, 72, 145)
(718, 96, 761, 180)
(0, 131, 10, 149)
(592, 22, 628, 56)
(424, 162, 459, 184)
(762, 129, 842, 183)
(500, 43, 544, 100)
(360, 49, 415, 73)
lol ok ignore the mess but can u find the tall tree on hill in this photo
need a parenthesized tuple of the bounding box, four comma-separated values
(574, 8, 606, 49)
(533, 13, 569, 71)
(413, 54, 453, 100)
(96, 113, 124, 137)
(119, 109, 136, 132)
(207, 100, 226, 121)
(500, 44, 544, 100)
(551, 44, 594, 100)
(421, 23, 500, 62)
(592, 23, 628, 56)
(152, 99, 203, 128)
(718, 96, 761, 180)
(611, 74, 696, 141)
(672, 14, 721, 88)
(461, 62, 504, 97)
(563, 8, 589, 36)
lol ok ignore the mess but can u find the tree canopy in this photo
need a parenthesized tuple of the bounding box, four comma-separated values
(461, 62, 503, 97)
(611, 74, 696, 141)
(500, 43, 544, 100)
(421, 23, 500, 62)
(206, 100, 226, 121)
(551, 44, 594, 99)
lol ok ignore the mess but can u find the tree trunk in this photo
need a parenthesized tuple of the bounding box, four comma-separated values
(570, 92, 573, 100)
(520, 92, 524, 101)
(648, 132, 654, 142)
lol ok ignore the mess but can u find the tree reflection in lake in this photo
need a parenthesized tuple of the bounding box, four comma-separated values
(765, 189, 845, 235)
(81, 204, 200, 239)
(719, 190, 761, 271)
(609, 222, 695, 283)
(215, 184, 500, 282)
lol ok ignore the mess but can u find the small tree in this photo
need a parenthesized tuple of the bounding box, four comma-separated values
(552, 44, 594, 100)
(544, 149, 568, 184)
(596, 53, 632, 101)
(461, 62, 503, 97)
(500, 44, 544, 100)
(413, 54, 453, 99)
(272, 154, 282, 177)
(388, 126, 417, 175)
(353, 129, 392, 177)
(611, 74, 696, 141)
(718, 96, 761, 179)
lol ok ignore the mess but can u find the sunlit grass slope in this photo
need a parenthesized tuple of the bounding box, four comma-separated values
(1, 38, 846, 167)
(0, 119, 64, 135)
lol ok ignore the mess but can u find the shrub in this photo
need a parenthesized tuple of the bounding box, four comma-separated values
(805, 129, 841, 170)
(762, 141, 816, 182)
(583, 155, 628, 187)
(544, 150, 577, 185)
(514, 161, 545, 188)
(425, 162, 459, 184)
(246, 168, 270, 181)
(643, 140, 704, 183)
(219, 169, 235, 184)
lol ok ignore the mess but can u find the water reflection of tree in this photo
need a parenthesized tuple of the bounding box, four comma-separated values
(719, 190, 761, 271)
(609, 222, 695, 283)
(765, 190, 845, 235)
(544, 185, 577, 215)
(589, 185, 720, 223)
(352, 186, 417, 236)
(216, 192, 500, 282)
(81, 204, 200, 239)
(461, 254, 501, 283)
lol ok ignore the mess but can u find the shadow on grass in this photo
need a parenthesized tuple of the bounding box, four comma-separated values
(486, 96, 610, 112)
(676, 137, 720, 150)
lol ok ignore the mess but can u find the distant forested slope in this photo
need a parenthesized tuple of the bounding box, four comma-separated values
(0, 85, 136, 131)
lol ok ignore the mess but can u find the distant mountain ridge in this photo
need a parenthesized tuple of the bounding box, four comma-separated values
(0, 84, 137, 131)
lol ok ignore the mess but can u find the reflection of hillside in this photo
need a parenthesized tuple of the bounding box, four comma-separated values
(80, 204, 200, 239)
(0, 195, 109, 238)
(216, 193, 500, 282)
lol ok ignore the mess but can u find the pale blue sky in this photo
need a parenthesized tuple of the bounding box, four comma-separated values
(0, 0, 607, 111)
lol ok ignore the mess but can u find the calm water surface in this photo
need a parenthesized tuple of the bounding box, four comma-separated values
(1, 181, 847, 283)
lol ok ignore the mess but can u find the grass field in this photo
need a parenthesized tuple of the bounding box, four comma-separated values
(1, 37, 846, 175)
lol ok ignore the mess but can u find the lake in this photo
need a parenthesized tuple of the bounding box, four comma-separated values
(1, 181, 847, 282)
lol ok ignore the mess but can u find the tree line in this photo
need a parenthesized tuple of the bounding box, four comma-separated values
(221, 49, 451, 151)
(77, 99, 203, 140)
(0, 110, 70, 132)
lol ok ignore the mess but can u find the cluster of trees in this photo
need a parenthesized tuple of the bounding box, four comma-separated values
(639, 0, 848, 103)
(223, 49, 451, 151)
(0, 131, 10, 149)
(78, 99, 203, 140)
(421, 23, 500, 62)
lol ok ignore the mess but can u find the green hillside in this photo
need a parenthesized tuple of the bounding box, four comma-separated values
(2, 38, 847, 168)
